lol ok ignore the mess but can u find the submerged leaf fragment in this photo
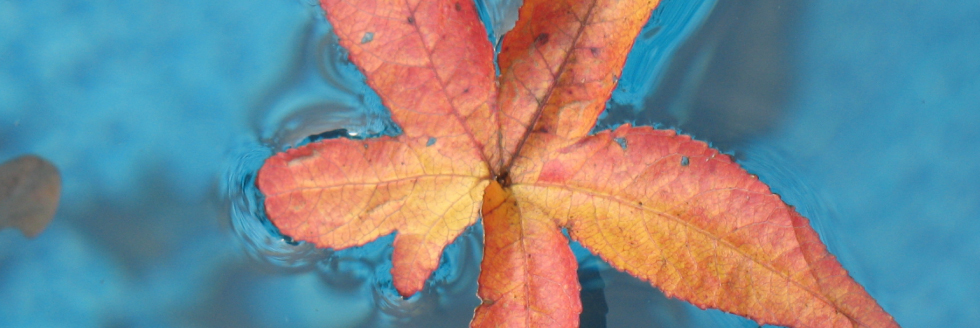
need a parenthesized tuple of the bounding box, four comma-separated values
(0, 155, 61, 238)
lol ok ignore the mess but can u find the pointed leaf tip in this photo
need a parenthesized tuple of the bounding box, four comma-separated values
(472, 181, 582, 328)
(509, 125, 899, 328)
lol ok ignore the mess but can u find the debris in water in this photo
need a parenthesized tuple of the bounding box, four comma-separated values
(0, 155, 61, 238)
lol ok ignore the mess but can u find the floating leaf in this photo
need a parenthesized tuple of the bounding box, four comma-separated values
(257, 0, 898, 327)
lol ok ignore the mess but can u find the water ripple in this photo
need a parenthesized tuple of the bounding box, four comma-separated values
(610, 0, 718, 110)
(737, 144, 843, 256)
(224, 141, 330, 270)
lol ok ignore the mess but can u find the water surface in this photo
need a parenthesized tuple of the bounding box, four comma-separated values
(1, 0, 978, 327)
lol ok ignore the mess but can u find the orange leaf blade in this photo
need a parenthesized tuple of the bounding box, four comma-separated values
(472, 181, 581, 328)
(496, 0, 660, 170)
(510, 125, 898, 328)
(257, 135, 489, 296)
(320, 0, 500, 164)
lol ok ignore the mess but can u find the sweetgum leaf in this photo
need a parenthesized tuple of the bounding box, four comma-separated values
(257, 0, 899, 327)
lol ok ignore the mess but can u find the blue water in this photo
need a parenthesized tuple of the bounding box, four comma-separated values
(2, 0, 978, 327)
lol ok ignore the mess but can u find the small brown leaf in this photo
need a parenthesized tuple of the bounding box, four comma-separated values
(0, 155, 61, 238)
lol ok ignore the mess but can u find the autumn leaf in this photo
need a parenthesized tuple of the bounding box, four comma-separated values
(256, 0, 899, 327)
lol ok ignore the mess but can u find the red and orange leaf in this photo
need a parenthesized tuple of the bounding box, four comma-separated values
(509, 125, 898, 327)
(321, 0, 500, 164)
(495, 0, 660, 170)
(471, 181, 580, 328)
(257, 0, 900, 327)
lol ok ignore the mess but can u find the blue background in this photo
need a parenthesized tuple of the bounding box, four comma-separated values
(1, 0, 977, 327)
